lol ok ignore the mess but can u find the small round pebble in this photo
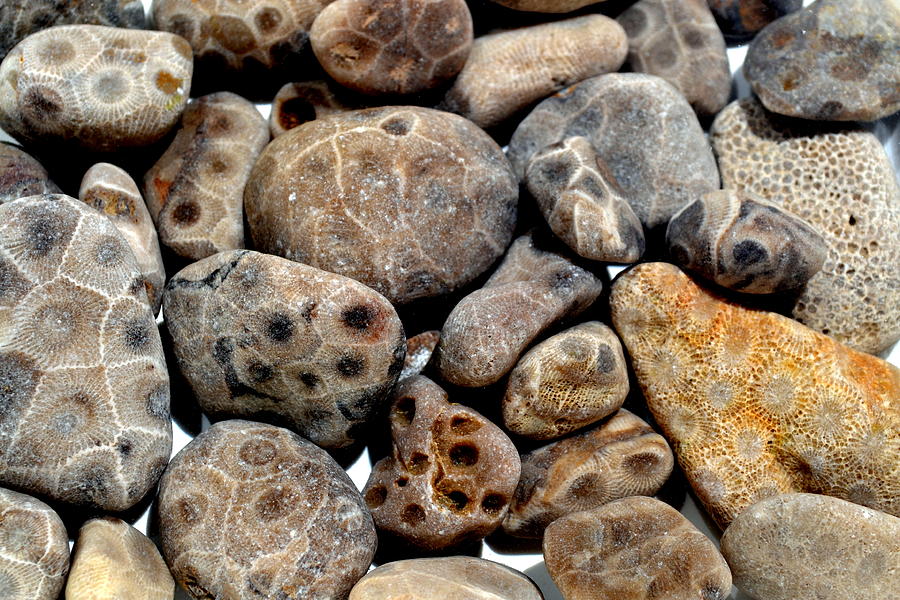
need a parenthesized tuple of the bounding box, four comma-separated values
(707, 0, 802, 41)
(0, 144, 59, 205)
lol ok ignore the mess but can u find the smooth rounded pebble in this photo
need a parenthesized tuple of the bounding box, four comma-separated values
(269, 80, 361, 137)
(439, 15, 627, 129)
(349, 557, 543, 599)
(362, 376, 521, 551)
(0, 194, 171, 511)
(245, 106, 518, 304)
(707, 0, 802, 41)
(544, 496, 732, 600)
(720, 493, 900, 600)
(164, 249, 406, 449)
(666, 189, 827, 294)
(0, 487, 69, 600)
(486, 0, 606, 12)
(0, 25, 193, 152)
(508, 73, 720, 229)
(436, 234, 603, 387)
(503, 409, 673, 539)
(65, 517, 174, 600)
(0, 144, 59, 205)
(310, 0, 473, 95)
(744, 0, 900, 121)
(80, 163, 167, 314)
(503, 321, 630, 440)
(158, 420, 376, 600)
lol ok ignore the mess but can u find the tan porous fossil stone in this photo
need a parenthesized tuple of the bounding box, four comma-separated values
(610, 262, 900, 527)
(0, 195, 171, 511)
(245, 106, 518, 305)
(0, 25, 192, 152)
(158, 420, 376, 600)
(65, 518, 174, 600)
(0, 144, 59, 205)
(362, 376, 521, 551)
(503, 409, 673, 539)
(269, 80, 360, 137)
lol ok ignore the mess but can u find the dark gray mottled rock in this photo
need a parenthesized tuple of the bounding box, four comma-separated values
(0, 144, 59, 205)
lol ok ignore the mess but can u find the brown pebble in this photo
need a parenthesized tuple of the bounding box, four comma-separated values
(485, 0, 606, 12)
(0, 144, 60, 205)
(269, 80, 361, 137)
(400, 330, 440, 381)
(707, 0, 802, 41)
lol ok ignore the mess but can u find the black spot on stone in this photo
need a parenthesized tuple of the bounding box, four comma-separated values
(266, 313, 294, 342)
(123, 318, 150, 351)
(117, 439, 133, 456)
(147, 383, 170, 420)
(550, 269, 575, 291)
(279, 97, 316, 131)
(539, 159, 573, 187)
(213, 337, 234, 364)
(595, 345, 616, 373)
(0, 351, 39, 417)
(732, 239, 767, 265)
(382, 118, 410, 136)
(387, 342, 405, 377)
(25, 215, 63, 257)
(249, 362, 274, 383)
(336, 355, 365, 378)
(171, 202, 200, 225)
(816, 100, 845, 120)
(342, 304, 374, 330)
(298, 372, 319, 388)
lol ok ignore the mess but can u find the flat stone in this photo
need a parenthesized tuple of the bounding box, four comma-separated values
(711, 97, 900, 353)
(503, 409, 673, 538)
(66, 518, 174, 600)
(544, 497, 732, 600)
(245, 106, 518, 305)
(362, 376, 521, 551)
(507, 73, 719, 229)
(743, 0, 900, 121)
(707, 0, 802, 41)
(270, 80, 361, 138)
(0, 195, 171, 511)
(0, 144, 59, 205)
(163, 249, 406, 450)
(721, 493, 900, 600)
(158, 420, 376, 599)
(0, 25, 192, 152)
(610, 262, 900, 527)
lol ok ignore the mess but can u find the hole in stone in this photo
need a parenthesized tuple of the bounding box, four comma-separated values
(449, 414, 481, 435)
(393, 396, 415, 425)
(408, 452, 429, 474)
(481, 493, 506, 515)
(848, 215, 856, 226)
(401, 503, 425, 526)
(279, 96, 316, 131)
(439, 490, 469, 511)
(396, 477, 408, 487)
(365, 485, 386, 509)
(449, 443, 478, 467)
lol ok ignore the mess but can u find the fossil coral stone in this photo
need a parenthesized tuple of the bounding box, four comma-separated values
(744, 0, 900, 121)
(502, 321, 630, 440)
(80, 163, 166, 314)
(310, 0, 473, 96)
(400, 330, 439, 382)
(436, 234, 603, 388)
(144, 91, 269, 261)
(544, 497, 732, 600)
(270, 80, 359, 137)
(486, 0, 606, 13)
(618, 0, 730, 117)
(0, 25, 192, 152)
(245, 106, 517, 305)
(65, 517, 174, 600)
(362, 376, 521, 550)
(0, 195, 171, 511)
(706, 0, 802, 41)
(666, 189, 827, 294)
(720, 493, 900, 600)
(439, 15, 627, 129)
(711, 98, 900, 353)
(0, 487, 69, 600)
(349, 557, 543, 600)
(610, 262, 900, 527)
(0, 144, 59, 205)
(503, 409, 673, 539)
(158, 420, 376, 600)
(507, 74, 719, 229)
(164, 249, 405, 449)
(525, 136, 644, 264)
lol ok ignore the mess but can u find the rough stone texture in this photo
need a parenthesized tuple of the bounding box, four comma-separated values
(158, 420, 376, 600)
(66, 517, 174, 600)
(436, 234, 603, 387)
(164, 250, 405, 450)
(0, 25, 193, 153)
(503, 409, 673, 539)
(610, 262, 900, 527)
(0, 144, 59, 205)
(544, 497, 732, 600)
(245, 106, 518, 305)
(349, 557, 543, 599)
(400, 330, 439, 382)
(711, 98, 900, 353)
(0, 487, 69, 600)
(503, 321, 630, 440)
(0, 195, 171, 511)
(80, 163, 166, 315)
(744, 0, 900, 121)
(362, 376, 521, 550)
(486, 0, 605, 12)
(310, 0, 472, 95)
(707, 0, 802, 41)
(270, 80, 360, 137)
(618, 0, 730, 117)
(666, 189, 827, 294)
(525, 136, 644, 264)
(438, 15, 627, 129)
(508, 74, 720, 229)
(721, 493, 900, 600)
(144, 91, 269, 261)
(0, 0, 146, 62)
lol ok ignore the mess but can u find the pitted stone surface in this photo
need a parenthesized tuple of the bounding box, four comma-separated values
(0, 144, 59, 205)
(707, 0, 802, 41)
(164, 250, 406, 449)
(158, 420, 376, 600)
(0, 25, 193, 152)
(0, 194, 171, 511)
(270, 80, 360, 137)
(245, 106, 518, 305)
